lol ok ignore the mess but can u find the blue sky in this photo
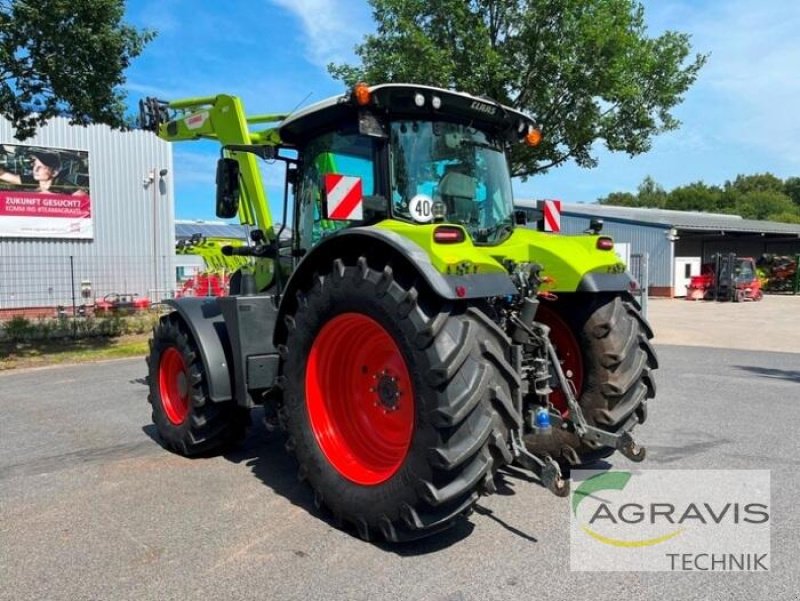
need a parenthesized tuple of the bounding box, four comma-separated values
(123, 0, 800, 222)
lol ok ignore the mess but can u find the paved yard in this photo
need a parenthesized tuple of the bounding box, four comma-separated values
(647, 294, 799, 353)
(1, 344, 798, 601)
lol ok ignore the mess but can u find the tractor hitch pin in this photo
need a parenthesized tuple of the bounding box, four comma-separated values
(510, 430, 569, 497)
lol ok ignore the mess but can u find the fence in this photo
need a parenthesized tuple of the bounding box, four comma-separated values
(0, 255, 175, 321)
(629, 252, 649, 318)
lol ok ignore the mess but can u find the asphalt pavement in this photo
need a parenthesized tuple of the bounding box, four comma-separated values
(1, 346, 798, 601)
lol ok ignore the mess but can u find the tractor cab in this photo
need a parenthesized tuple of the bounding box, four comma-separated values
(275, 84, 542, 252)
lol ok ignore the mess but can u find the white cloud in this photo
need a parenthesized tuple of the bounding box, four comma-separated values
(683, 0, 800, 164)
(270, 0, 373, 70)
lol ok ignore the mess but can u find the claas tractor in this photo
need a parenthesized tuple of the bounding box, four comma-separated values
(138, 83, 657, 542)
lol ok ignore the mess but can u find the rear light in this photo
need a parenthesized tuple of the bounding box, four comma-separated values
(433, 226, 465, 243)
(596, 236, 614, 250)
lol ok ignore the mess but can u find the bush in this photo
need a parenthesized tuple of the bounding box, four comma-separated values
(2, 316, 34, 343)
(1, 312, 160, 343)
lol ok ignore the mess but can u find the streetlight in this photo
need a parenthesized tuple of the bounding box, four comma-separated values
(144, 168, 168, 301)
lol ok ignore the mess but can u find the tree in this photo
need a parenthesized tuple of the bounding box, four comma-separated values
(598, 191, 638, 207)
(0, 0, 155, 140)
(725, 173, 785, 195)
(783, 176, 800, 207)
(599, 174, 800, 224)
(665, 181, 724, 212)
(733, 190, 797, 221)
(330, 0, 707, 177)
(636, 176, 667, 209)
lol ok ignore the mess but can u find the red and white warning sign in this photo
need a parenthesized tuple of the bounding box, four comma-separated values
(323, 174, 363, 221)
(539, 199, 561, 232)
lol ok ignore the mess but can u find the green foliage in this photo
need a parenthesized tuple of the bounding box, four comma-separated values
(1, 312, 159, 344)
(636, 176, 667, 209)
(724, 173, 785, 195)
(2, 316, 33, 343)
(783, 177, 800, 206)
(732, 190, 797, 221)
(598, 191, 638, 207)
(0, 0, 155, 140)
(600, 172, 800, 223)
(665, 182, 724, 212)
(330, 0, 707, 177)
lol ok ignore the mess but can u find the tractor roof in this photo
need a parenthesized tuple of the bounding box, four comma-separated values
(278, 83, 537, 145)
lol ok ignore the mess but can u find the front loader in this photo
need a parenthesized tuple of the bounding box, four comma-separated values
(140, 83, 658, 542)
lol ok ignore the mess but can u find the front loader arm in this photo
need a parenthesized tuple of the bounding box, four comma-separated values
(139, 95, 287, 237)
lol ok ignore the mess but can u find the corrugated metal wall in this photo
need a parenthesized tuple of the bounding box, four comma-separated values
(559, 214, 673, 288)
(0, 117, 174, 309)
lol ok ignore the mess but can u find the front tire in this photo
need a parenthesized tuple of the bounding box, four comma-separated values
(280, 256, 520, 542)
(147, 315, 249, 456)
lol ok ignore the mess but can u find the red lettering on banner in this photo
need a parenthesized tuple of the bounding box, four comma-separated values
(0, 191, 92, 219)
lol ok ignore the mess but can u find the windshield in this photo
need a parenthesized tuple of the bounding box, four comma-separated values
(389, 121, 515, 244)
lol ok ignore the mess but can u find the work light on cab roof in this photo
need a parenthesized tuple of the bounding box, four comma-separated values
(349, 82, 542, 147)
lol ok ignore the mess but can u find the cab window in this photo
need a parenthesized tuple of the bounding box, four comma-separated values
(296, 131, 376, 250)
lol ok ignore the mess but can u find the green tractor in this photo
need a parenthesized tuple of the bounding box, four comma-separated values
(139, 83, 657, 542)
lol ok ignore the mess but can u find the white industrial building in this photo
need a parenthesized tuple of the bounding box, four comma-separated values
(0, 117, 174, 317)
(516, 201, 800, 297)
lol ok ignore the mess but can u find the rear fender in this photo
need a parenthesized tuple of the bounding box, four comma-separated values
(275, 227, 517, 344)
(503, 228, 634, 293)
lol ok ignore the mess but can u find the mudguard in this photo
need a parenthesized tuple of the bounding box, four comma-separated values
(162, 298, 233, 402)
(275, 226, 518, 343)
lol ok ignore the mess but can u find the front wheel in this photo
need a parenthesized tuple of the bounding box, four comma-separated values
(280, 256, 520, 542)
(147, 315, 249, 456)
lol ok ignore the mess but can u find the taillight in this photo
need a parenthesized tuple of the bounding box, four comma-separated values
(596, 237, 614, 250)
(433, 226, 465, 243)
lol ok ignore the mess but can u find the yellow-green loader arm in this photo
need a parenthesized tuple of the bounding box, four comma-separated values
(139, 95, 287, 238)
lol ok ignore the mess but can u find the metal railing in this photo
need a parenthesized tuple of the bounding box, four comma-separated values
(628, 253, 649, 318)
(0, 255, 175, 321)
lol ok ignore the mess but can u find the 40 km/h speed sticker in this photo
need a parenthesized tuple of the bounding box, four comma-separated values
(409, 194, 434, 223)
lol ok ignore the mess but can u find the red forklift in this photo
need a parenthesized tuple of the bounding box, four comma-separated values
(686, 253, 763, 302)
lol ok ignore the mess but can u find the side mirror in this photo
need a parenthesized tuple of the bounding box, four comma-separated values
(514, 209, 528, 225)
(215, 158, 240, 219)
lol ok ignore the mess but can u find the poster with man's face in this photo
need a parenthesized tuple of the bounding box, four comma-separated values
(0, 143, 92, 238)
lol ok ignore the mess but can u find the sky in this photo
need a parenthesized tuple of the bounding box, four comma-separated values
(122, 0, 800, 222)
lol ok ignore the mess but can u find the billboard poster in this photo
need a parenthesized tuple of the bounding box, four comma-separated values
(0, 143, 92, 238)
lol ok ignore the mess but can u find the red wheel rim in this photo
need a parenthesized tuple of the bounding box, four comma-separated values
(159, 347, 190, 425)
(305, 313, 415, 485)
(536, 304, 584, 417)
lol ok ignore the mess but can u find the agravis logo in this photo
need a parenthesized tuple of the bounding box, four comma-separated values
(569, 470, 771, 572)
(572, 471, 683, 547)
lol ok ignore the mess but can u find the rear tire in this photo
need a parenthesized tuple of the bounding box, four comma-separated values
(538, 294, 658, 460)
(280, 256, 520, 542)
(147, 315, 249, 456)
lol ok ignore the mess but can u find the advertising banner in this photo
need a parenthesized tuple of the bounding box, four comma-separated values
(0, 143, 92, 238)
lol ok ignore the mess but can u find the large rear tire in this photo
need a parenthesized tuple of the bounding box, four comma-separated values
(537, 294, 657, 461)
(147, 315, 249, 456)
(280, 256, 520, 542)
